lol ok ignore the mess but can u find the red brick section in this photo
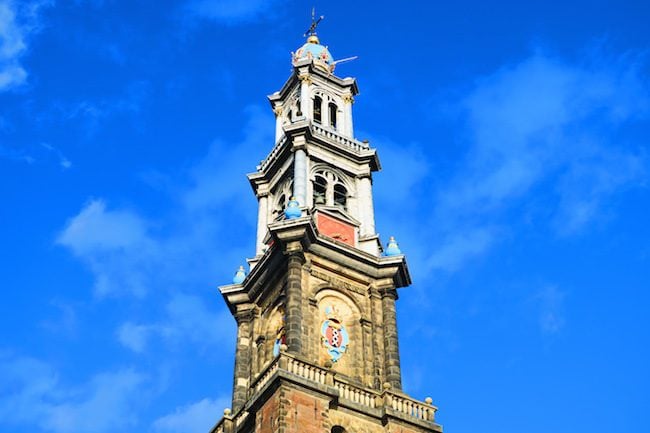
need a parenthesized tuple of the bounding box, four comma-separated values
(316, 213, 355, 247)
(254, 391, 280, 433)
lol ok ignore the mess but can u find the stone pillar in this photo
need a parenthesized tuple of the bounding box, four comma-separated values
(293, 149, 307, 207)
(358, 175, 376, 237)
(285, 248, 305, 356)
(232, 308, 254, 410)
(361, 317, 374, 387)
(381, 288, 402, 390)
(274, 106, 283, 143)
(255, 335, 266, 374)
(299, 73, 310, 122)
(256, 193, 269, 255)
(343, 94, 354, 137)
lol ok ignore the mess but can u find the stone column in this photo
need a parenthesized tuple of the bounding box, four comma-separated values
(343, 94, 354, 137)
(232, 308, 254, 410)
(299, 73, 311, 122)
(256, 193, 269, 255)
(381, 288, 402, 390)
(358, 175, 376, 237)
(274, 106, 283, 143)
(293, 149, 307, 208)
(361, 317, 374, 387)
(285, 248, 305, 356)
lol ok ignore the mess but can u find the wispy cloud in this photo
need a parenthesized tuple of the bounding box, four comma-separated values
(0, 140, 72, 168)
(185, 0, 284, 24)
(535, 285, 565, 335)
(153, 396, 231, 433)
(58, 107, 268, 356)
(57, 106, 270, 299)
(47, 80, 151, 137)
(426, 47, 650, 272)
(0, 0, 51, 91)
(118, 294, 235, 354)
(0, 353, 148, 433)
(57, 199, 154, 298)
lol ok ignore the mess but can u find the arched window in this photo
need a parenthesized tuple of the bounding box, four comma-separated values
(313, 96, 322, 124)
(313, 175, 327, 205)
(331, 426, 346, 433)
(333, 184, 347, 209)
(329, 102, 337, 129)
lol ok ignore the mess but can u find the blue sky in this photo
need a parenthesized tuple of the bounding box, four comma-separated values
(1, 1, 649, 432)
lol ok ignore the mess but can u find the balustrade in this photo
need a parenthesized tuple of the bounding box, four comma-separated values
(385, 392, 436, 422)
(246, 352, 435, 426)
(311, 124, 369, 153)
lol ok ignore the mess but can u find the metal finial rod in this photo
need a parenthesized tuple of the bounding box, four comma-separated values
(304, 7, 324, 37)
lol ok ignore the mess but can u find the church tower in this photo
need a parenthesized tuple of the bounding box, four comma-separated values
(212, 24, 442, 433)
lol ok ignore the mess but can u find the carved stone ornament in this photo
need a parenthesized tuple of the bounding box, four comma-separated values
(321, 305, 349, 362)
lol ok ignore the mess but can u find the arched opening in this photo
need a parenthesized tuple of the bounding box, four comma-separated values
(313, 175, 327, 205)
(331, 426, 346, 433)
(328, 102, 337, 129)
(313, 96, 322, 124)
(333, 183, 347, 210)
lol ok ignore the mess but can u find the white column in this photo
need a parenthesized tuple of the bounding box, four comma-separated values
(274, 107, 283, 143)
(256, 194, 268, 255)
(343, 96, 354, 137)
(358, 176, 375, 236)
(300, 76, 310, 122)
(293, 149, 307, 207)
(322, 99, 329, 128)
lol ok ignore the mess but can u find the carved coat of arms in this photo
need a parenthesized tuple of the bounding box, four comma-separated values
(321, 305, 349, 362)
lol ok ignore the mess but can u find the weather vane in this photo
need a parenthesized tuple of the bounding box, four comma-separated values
(304, 7, 324, 37)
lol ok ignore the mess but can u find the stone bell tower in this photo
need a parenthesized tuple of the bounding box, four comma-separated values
(211, 24, 442, 433)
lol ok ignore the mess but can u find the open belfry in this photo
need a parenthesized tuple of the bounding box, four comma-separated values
(212, 17, 442, 433)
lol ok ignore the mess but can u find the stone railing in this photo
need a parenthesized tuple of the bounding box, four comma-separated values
(245, 351, 437, 427)
(286, 355, 328, 385)
(258, 135, 287, 172)
(253, 359, 279, 394)
(385, 392, 436, 422)
(311, 124, 370, 154)
(257, 123, 370, 173)
(209, 415, 226, 433)
(334, 379, 378, 408)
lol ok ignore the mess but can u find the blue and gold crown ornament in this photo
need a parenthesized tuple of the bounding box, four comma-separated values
(384, 236, 402, 256)
(284, 196, 302, 219)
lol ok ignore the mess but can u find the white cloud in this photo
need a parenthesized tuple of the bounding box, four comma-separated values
(58, 200, 149, 256)
(57, 107, 270, 299)
(57, 199, 154, 297)
(153, 396, 231, 433)
(186, 0, 282, 24)
(0, 353, 147, 433)
(426, 48, 650, 272)
(426, 227, 495, 272)
(0, 0, 51, 91)
(117, 322, 153, 353)
(535, 285, 565, 335)
(117, 294, 235, 354)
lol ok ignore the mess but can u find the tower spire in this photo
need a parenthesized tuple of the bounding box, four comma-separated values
(212, 15, 442, 433)
(304, 7, 324, 40)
